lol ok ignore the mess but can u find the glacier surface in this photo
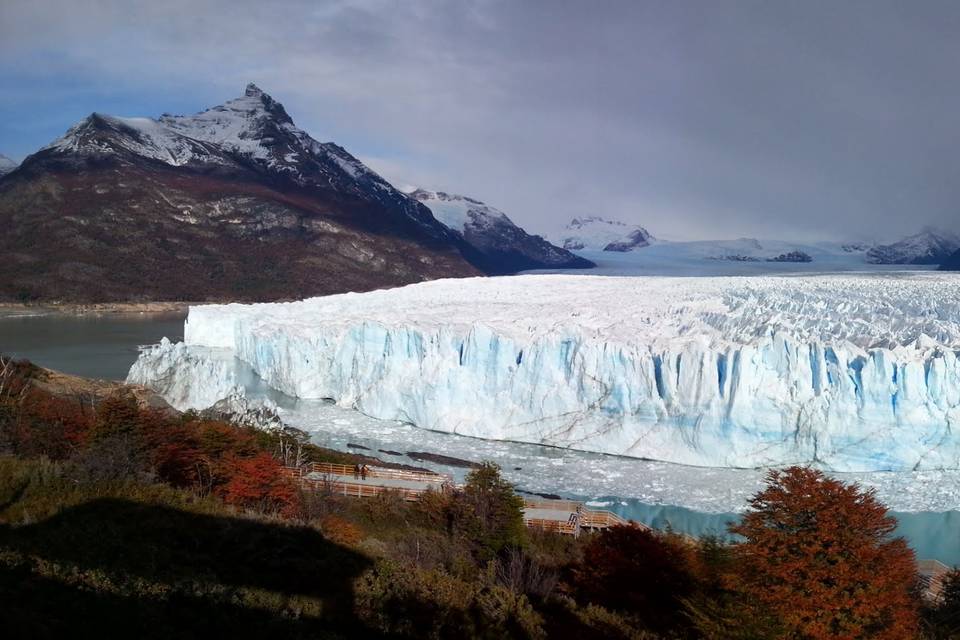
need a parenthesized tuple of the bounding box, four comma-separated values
(130, 273, 960, 472)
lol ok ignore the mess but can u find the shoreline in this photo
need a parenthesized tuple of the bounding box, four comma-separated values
(0, 301, 196, 316)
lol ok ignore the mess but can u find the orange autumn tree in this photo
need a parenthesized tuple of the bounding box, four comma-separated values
(731, 466, 918, 640)
(219, 452, 300, 516)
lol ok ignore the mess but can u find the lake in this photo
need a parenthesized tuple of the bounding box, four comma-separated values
(0, 311, 185, 380)
(1, 311, 957, 564)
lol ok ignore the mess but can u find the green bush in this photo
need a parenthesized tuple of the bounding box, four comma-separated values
(354, 559, 544, 639)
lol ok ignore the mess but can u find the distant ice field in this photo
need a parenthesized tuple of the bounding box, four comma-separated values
(532, 238, 930, 277)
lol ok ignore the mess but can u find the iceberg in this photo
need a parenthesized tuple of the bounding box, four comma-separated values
(127, 338, 243, 410)
(129, 273, 960, 472)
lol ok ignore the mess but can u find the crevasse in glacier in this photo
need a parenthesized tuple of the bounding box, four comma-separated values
(129, 274, 960, 471)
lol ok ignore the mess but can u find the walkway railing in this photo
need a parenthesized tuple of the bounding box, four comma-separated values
(918, 559, 951, 602)
(286, 465, 644, 534)
(523, 498, 647, 533)
(526, 518, 578, 535)
(298, 462, 453, 486)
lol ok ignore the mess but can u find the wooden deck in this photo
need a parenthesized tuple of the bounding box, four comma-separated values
(283, 462, 453, 502)
(918, 559, 952, 602)
(285, 464, 644, 535)
(522, 498, 647, 535)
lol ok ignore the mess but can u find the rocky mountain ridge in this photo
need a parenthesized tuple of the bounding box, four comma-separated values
(0, 85, 483, 302)
(409, 189, 592, 273)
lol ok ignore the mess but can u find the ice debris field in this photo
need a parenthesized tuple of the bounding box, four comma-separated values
(130, 272, 960, 473)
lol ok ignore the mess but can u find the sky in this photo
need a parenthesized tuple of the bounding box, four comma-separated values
(2, 0, 959, 242)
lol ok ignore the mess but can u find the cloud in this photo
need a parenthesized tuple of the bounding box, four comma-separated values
(2, 0, 960, 240)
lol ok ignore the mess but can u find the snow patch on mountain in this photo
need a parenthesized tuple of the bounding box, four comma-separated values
(409, 189, 593, 272)
(554, 216, 654, 252)
(44, 84, 399, 196)
(866, 227, 960, 265)
(47, 113, 225, 167)
(38, 84, 452, 242)
(130, 272, 960, 472)
(0, 154, 17, 176)
(409, 189, 511, 235)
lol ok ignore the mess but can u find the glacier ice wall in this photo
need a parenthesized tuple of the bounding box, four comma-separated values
(127, 338, 242, 411)
(134, 274, 960, 471)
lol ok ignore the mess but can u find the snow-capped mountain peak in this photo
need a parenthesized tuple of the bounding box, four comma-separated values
(38, 85, 448, 232)
(159, 83, 297, 147)
(554, 216, 653, 252)
(4, 86, 487, 301)
(0, 154, 17, 176)
(409, 188, 593, 273)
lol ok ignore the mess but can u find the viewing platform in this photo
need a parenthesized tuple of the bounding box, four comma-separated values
(284, 463, 643, 535)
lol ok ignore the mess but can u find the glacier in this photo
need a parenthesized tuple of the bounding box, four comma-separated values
(128, 273, 960, 472)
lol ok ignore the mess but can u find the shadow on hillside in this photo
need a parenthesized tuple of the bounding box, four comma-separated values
(0, 498, 383, 638)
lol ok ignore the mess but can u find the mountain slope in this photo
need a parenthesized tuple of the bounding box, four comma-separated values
(553, 216, 653, 252)
(0, 154, 16, 176)
(939, 249, 960, 271)
(409, 189, 592, 273)
(865, 227, 960, 265)
(0, 85, 480, 302)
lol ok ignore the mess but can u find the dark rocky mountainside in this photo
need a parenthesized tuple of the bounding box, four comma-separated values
(409, 189, 593, 273)
(865, 228, 960, 265)
(0, 85, 483, 302)
(939, 249, 960, 271)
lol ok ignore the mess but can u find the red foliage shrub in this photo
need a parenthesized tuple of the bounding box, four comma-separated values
(731, 466, 919, 640)
(219, 452, 300, 516)
(91, 391, 141, 440)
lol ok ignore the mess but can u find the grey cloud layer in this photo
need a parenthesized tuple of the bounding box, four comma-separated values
(2, 0, 959, 240)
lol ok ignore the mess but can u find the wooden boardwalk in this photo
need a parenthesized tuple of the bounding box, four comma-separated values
(918, 559, 952, 603)
(284, 463, 642, 534)
(283, 462, 452, 501)
(522, 498, 648, 535)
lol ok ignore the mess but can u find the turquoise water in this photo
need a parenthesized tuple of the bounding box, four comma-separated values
(596, 499, 960, 565)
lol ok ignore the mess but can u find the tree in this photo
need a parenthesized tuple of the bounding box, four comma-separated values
(572, 524, 695, 634)
(461, 462, 526, 557)
(219, 453, 299, 515)
(730, 466, 919, 639)
(91, 391, 141, 441)
(72, 391, 150, 481)
(924, 568, 960, 638)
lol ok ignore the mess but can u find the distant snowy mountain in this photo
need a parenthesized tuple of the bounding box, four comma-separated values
(554, 216, 653, 252)
(554, 237, 921, 277)
(866, 227, 960, 265)
(409, 189, 592, 273)
(0, 154, 16, 176)
(0, 84, 482, 302)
